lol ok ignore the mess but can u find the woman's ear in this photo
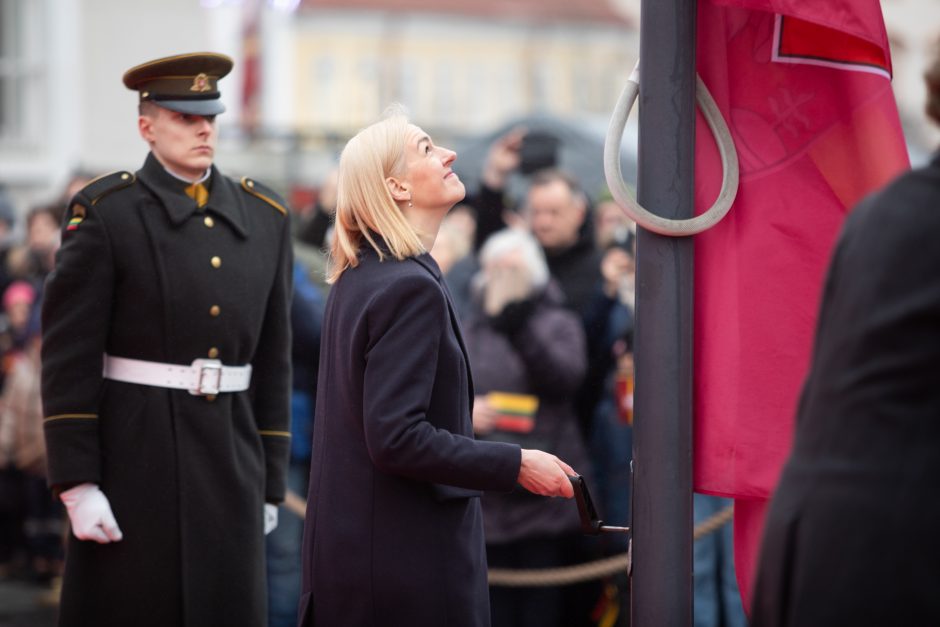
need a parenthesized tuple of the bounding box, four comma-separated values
(385, 176, 411, 204)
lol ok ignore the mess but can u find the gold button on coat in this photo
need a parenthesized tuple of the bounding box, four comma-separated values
(211, 256, 221, 268)
(204, 216, 214, 228)
(208, 347, 219, 359)
(210, 305, 220, 317)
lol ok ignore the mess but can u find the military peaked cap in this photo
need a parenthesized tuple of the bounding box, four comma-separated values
(123, 52, 233, 116)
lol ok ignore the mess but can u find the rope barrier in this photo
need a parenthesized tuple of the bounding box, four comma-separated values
(487, 504, 734, 587)
(283, 489, 734, 588)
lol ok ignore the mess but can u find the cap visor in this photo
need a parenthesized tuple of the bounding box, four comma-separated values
(157, 99, 226, 116)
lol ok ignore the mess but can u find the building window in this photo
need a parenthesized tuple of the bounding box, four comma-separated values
(0, 0, 45, 147)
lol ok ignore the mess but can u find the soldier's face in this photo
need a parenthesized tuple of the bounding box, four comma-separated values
(139, 107, 217, 181)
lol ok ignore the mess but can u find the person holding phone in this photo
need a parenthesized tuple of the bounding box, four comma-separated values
(299, 107, 576, 627)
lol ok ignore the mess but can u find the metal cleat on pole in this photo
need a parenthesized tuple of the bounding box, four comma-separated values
(568, 474, 631, 535)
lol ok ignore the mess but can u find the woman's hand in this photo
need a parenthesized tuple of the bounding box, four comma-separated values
(517, 449, 575, 498)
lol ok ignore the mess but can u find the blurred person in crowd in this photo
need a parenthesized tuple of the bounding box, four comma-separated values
(266, 261, 324, 627)
(464, 130, 603, 318)
(430, 203, 476, 276)
(0, 185, 15, 241)
(586, 236, 636, 528)
(436, 202, 480, 319)
(0, 281, 36, 378)
(464, 136, 609, 399)
(0, 186, 17, 295)
(463, 228, 590, 627)
(293, 167, 338, 294)
(582, 233, 636, 426)
(25, 204, 62, 281)
(296, 167, 338, 251)
(0, 280, 34, 580)
(468, 128, 530, 252)
(58, 169, 96, 208)
(589, 327, 634, 545)
(463, 133, 614, 623)
(750, 41, 940, 626)
(694, 494, 747, 627)
(577, 235, 636, 625)
(522, 169, 603, 318)
(41, 52, 292, 627)
(300, 108, 577, 627)
(0, 298, 63, 587)
(593, 198, 635, 252)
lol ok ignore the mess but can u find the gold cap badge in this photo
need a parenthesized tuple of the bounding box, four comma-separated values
(190, 73, 212, 92)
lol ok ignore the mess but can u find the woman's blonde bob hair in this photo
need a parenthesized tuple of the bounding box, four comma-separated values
(327, 106, 426, 283)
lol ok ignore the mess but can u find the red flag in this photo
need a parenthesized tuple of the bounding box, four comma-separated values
(692, 0, 908, 608)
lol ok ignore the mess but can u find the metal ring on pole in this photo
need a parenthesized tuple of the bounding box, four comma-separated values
(604, 63, 740, 237)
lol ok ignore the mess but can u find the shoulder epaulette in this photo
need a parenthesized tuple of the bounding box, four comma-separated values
(240, 177, 288, 216)
(80, 171, 136, 206)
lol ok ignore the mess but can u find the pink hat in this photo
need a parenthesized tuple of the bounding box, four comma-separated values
(3, 281, 35, 311)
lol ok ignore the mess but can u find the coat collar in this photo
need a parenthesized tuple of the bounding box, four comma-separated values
(412, 252, 443, 280)
(136, 152, 249, 238)
(360, 232, 442, 280)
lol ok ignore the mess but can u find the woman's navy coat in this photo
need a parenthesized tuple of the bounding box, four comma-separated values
(300, 246, 522, 626)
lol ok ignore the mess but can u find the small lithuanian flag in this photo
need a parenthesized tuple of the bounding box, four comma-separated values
(67, 205, 86, 232)
(487, 392, 539, 433)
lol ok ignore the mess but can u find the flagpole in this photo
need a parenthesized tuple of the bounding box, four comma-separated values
(632, 0, 696, 624)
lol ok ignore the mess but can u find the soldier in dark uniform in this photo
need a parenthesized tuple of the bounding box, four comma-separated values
(41, 52, 293, 627)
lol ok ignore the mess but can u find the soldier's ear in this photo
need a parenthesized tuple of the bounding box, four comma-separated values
(138, 115, 155, 144)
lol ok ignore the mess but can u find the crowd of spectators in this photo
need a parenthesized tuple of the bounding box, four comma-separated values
(0, 172, 92, 600)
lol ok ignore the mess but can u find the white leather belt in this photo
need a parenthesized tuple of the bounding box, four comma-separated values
(102, 354, 252, 396)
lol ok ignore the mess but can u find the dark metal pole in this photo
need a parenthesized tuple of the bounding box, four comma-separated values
(632, 0, 696, 625)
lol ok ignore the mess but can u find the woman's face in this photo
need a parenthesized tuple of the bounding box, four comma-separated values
(400, 124, 466, 211)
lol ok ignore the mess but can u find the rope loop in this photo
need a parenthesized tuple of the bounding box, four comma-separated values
(603, 62, 740, 236)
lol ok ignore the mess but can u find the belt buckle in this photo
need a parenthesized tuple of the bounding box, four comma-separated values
(190, 359, 222, 396)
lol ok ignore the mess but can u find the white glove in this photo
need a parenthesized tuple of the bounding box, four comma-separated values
(60, 483, 124, 544)
(264, 503, 278, 535)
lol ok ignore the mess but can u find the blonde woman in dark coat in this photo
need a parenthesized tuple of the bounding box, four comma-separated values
(299, 108, 577, 627)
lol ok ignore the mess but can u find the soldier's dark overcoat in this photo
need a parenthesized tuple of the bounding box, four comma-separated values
(42, 152, 293, 627)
